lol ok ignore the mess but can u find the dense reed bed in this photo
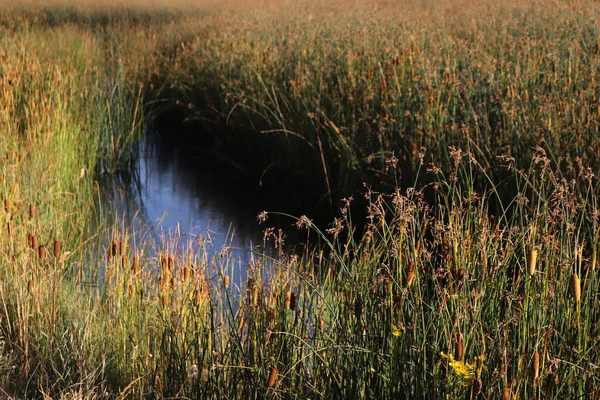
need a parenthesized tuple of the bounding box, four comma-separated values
(1, 0, 599, 398)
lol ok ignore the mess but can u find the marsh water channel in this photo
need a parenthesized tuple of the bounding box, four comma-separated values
(98, 125, 301, 287)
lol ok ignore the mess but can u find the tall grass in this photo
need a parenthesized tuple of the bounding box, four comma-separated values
(0, 0, 599, 398)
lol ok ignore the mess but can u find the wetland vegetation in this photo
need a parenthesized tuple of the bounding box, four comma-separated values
(1, 0, 600, 398)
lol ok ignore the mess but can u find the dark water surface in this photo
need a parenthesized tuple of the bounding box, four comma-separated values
(98, 127, 279, 278)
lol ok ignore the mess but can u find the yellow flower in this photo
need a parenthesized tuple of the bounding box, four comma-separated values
(391, 324, 401, 337)
(441, 352, 486, 387)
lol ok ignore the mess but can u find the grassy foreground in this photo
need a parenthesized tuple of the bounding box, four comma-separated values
(1, 0, 600, 398)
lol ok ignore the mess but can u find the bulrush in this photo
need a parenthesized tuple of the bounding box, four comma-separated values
(121, 255, 129, 269)
(266, 367, 278, 388)
(406, 260, 415, 287)
(569, 274, 581, 302)
(27, 279, 34, 294)
(31, 234, 38, 250)
(454, 332, 464, 361)
(109, 240, 118, 259)
(29, 203, 35, 219)
(38, 244, 45, 261)
(182, 266, 190, 282)
(4, 198, 10, 214)
(528, 247, 538, 276)
(501, 388, 511, 400)
(53, 240, 61, 258)
(132, 257, 140, 274)
(167, 256, 174, 272)
(284, 291, 291, 309)
(290, 292, 298, 310)
(160, 254, 167, 270)
(128, 284, 135, 298)
(531, 351, 540, 382)
(119, 240, 125, 256)
(224, 274, 230, 289)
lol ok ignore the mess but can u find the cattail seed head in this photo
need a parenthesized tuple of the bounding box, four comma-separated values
(501, 388, 511, 400)
(4, 198, 10, 214)
(266, 367, 278, 388)
(454, 333, 464, 361)
(109, 240, 118, 259)
(569, 274, 581, 302)
(119, 240, 125, 256)
(167, 256, 174, 271)
(6, 221, 13, 237)
(53, 240, 61, 258)
(284, 291, 291, 309)
(29, 203, 35, 219)
(31, 234, 38, 250)
(128, 284, 135, 298)
(160, 254, 167, 270)
(290, 292, 298, 310)
(121, 255, 129, 269)
(531, 351, 540, 381)
(161, 294, 168, 309)
(528, 247, 538, 276)
(406, 260, 415, 287)
(27, 279, 34, 293)
(38, 245, 45, 261)
(132, 257, 140, 274)
(224, 275, 229, 289)
(182, 266, 190, 282)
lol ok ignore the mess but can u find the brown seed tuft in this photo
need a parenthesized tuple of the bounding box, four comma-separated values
(528, 247, 538, 276)
(406, 260, 415, 287)
(266, 367, 278, 388)
(132, 257, 140, 274)
(109, 240, 118, 259)
(569, 274, 581, 302)
(29, 203, 35, 219)
(167, 256, 174, 271)
(454, 333, 464, 361)
(160, 254, 167, 270)
(53, 240, 61, 258)
(290, 292, 298, 310)
(182, 266, 190, 282)
(31, 234, 38, 250)
(38, 245, 45, 261)
(531, 351, 540, 381)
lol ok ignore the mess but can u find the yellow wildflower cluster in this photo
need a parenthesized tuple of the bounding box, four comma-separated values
(441, 352, 486, 387)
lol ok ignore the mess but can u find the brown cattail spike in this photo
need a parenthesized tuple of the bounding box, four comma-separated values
(53, 240, 61, 258)
(7, 221, 13, 237)
(38, 245, 45, 261)
(132, 257, 140, 274)
(31, 234, 38, 250)
(119, 241, 125, 256)
(27, 279, 34, 293)
(569, 274, 581, 302)
(182, 266, 190, 282)
(121, 255, 129, 269)
(528, 247, 538, 276)
(454, 333, 464, 361)
(110, 240, 118, 259)
(29, 203, 35, 219)
(501, 388, 511, 400)
(266, 367, 278, 388)
(284, 291, 291, 309)
(290, 292, 298, 310)
(128, 285, 135, 297)
(532, 351, 540, 381)
(406, 260, 415, 287)
(224, 275, 230, 289)
(167, 256, 174, 271)
(4, 198, 10, 214)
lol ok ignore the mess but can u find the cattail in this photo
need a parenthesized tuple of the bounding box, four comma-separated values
(29, 203, 35, 219)
(4, 198, 10, 214)
(53, 240, 61, 258)
(354, 297, 363, 320)
(266, 367, 278, 388)
(167, 256, 174, 272)
(132, 257, 140, 274)
(27, 279, 34, 293)
(406, 260, 415, 287)
(31, 234, 38, 250)
(290, 292, 298, 310)
(6, 221, 13, 237)
(528, 247, 538, 276)
(182, 266, 190, 282)
(121, 255, 129, 269)
(119, 240, 125, 256)
(38, 245, 45, 261)
(501, 388, 511, 400)
(569, 274, 581, 302)
(454, 333, 464, 361)
(128, 284, 135, 298)
(531, 351, 540, 381)
(161, 294, 168, 309)
(224, 275, 229, 289)
(284, 291, 291, 309)
(160, 254, 167, 270)
(109, 240, 118, 259)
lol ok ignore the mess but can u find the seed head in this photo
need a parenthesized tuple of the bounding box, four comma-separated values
(53, 240, 61, 258)
(528, 247, 538, 276)
(569, 274, 581, 302)
(266, 367, 278, 388)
